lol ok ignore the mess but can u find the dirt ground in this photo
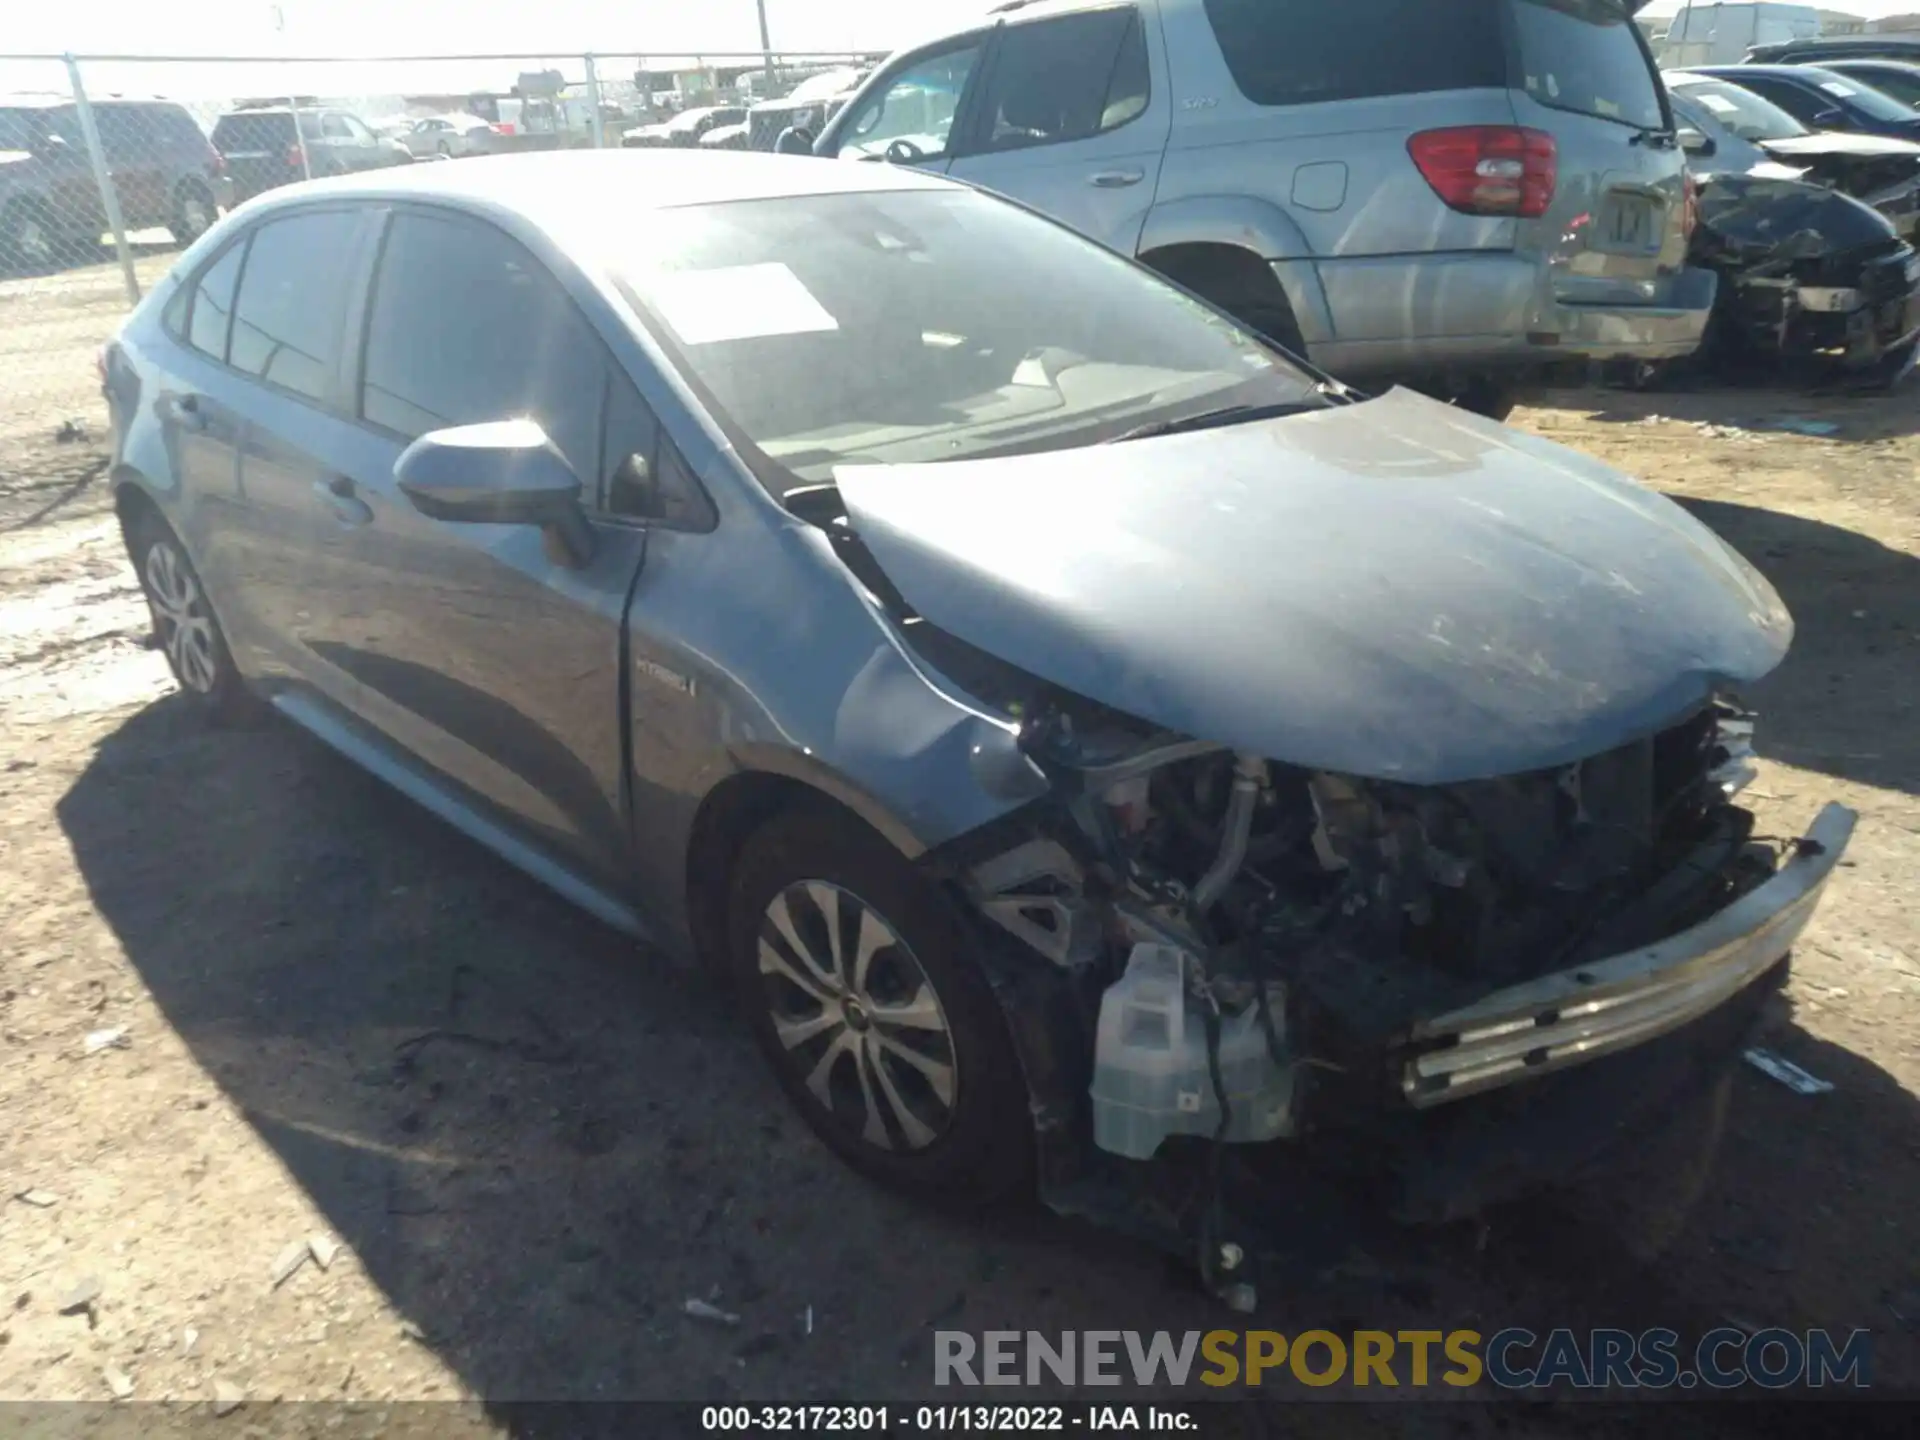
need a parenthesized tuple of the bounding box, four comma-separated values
(1, 253, 1918, 1433)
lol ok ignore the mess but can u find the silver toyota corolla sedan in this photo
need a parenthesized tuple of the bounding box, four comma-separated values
(103, 151, 1851, 1262)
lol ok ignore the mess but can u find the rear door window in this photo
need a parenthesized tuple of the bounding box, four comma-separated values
(359, 211, 606, 482)
(1509, 0, 1665, 132)
(1201, 0, 1504, 105)
(227, 210, 362, 404)
(973, 7, 1148, 153)
(212, 112, 292, 154)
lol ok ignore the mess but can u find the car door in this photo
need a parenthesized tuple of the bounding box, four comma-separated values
(90, 105, 168, 230)
(216, 206, 384, 707)
(945, 6, 1167, 257)
(338, 112, 397, 168)
(152, 236, 253, 610)
(822, 33, 993, 172)
(319, 206, 652, 886)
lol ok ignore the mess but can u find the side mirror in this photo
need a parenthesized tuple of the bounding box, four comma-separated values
(775, 125, 816, 156)
(1677, 127, 1714, 157)
(395, 419, 595, 567)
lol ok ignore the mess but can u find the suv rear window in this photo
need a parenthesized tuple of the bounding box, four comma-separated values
(1510, 0, 1664, 132)
(1201, 0, 1504, 106)
(212, 111, 320, 151)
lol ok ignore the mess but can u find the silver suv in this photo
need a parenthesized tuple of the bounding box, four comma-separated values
(810, 0, 1712, 415)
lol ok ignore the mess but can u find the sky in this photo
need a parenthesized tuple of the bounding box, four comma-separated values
(2, 1, 989, 105)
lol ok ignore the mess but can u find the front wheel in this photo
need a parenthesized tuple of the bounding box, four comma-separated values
(727, 811, 1033, 1208)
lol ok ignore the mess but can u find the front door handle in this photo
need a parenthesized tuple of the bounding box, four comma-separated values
(312, 476, 372, 527)
(1089, 169, 1145, 188)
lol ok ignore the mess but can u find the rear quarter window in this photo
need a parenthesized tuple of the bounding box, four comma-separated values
(1510, 0, 1664, 132)
(1201, 0, 1505, 106)
(212, 112, 293, 152)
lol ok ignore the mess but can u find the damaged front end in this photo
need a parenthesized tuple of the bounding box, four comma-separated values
(811, 391, 1855, 1281)
(1692, 172, 1920, 375)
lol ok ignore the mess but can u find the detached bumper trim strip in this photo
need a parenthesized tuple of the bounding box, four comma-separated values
(1403, 802, 1856, 1108)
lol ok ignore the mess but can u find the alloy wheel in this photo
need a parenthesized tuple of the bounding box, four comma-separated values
(178, 192, 213, 238)
(756, 880, 959, 1151)
(142, 538, 219, 693)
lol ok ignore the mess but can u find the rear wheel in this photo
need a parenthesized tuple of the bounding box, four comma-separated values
(168, 180, 217, 246)
(127, 509, 256, 724)
(0, 200, 58, 270)
(1144, 244, 1308, 358)
(727, 811, 1033, 1208)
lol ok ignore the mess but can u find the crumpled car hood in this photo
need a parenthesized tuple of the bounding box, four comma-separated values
(834, 389, 1792, 785)
(1762, 133, 1920, 161)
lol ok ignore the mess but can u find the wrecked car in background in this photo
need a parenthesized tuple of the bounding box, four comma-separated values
(104, 154, 1854, 1290)
(1669, 73, 1920, 378)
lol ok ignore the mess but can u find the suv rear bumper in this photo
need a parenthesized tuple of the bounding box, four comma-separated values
(1291, 253, 1717, 378)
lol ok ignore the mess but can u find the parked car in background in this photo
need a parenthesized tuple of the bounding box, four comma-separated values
(1668, 71, 1920, 237)
(103, 152, 1852, 1245)
(1819, 59, 1920, 111)
(1666, 73, 1920, 377)
(810, 0, 1715, 421)
(213, 106, 412, 203)
(699, 122, 750, 151)
(1746, 35, 1920, 66)
(388, 113, 500, 159)
(622, 106, 746, 149)
(748, 68, 867, 151)
(1, 96, 226, 266)
(1688, 65, 1920, 142)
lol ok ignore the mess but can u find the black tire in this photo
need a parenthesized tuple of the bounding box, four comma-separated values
(126, 508, 257, 725)
(0, 200, 59, 271)
(168, 180, 218, 247)
(727, 810, 1034, 1208)
(1146, 251, 1308, 358)
(1448, 377, 1520, 423)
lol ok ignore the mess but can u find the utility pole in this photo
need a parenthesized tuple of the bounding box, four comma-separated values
(756, 0, 775, 93)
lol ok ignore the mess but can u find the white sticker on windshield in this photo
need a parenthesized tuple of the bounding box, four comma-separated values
(1697, 93, 1739, 115)
(647, 262, 839, 345)
(1820, 81, 1858, 97)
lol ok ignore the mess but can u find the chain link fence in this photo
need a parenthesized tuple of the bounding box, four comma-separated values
(0, 47, 887, 446)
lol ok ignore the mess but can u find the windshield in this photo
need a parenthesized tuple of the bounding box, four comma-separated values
(1670, 77, 1808, 141)
(613, 190, 1317, 493)
(1511, 0, 1665, 131)
(1835, 66, 1920, 108)
(1805, 69, 1920, 123)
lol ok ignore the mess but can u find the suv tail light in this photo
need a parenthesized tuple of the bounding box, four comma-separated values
(285, 141, 306, 169)
(1408, 126, 1557, 219)
(493, 121, 515, 135)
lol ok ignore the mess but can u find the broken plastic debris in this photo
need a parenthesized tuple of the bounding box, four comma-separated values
(58, 1276, 102, 1314)
(14, 1189, 58, 1209)
(182, 1327, 200, 1357)
(1761, 417, 1840, 437)
(683, 1298, 742, 1326)
(1218, 1282, 1258, 1314)
(804, 1304, 814, 1337)
(1743, 1047, 1834, 1094)
(104, 1366, 134, 1400)
(308, 1234, 340, 1271)
(269, 1240, 311, 1289)
(83, 1027, 130, 1054)
(210, 1378, 245, 1416)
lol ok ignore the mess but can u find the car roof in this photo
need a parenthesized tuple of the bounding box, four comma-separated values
(1698, 64, 1842, 79)
(1826, 58, 1920, 73)
(244, 148, 960, 219)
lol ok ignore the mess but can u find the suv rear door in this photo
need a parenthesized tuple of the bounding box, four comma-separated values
(1504, 0, 1689, 312)
(945, 5, 1170, 256)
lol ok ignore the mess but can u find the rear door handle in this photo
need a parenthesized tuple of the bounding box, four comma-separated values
(1089, 169, 1145, 188)
(170, 393, 208, 433)
(312, 476, 372, 527)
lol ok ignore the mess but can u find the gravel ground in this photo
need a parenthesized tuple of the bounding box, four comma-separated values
(1, 254, 1916, 1433)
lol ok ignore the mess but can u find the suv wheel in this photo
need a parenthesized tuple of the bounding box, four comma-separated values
(127, 509, 256, 723)
(727, 811, 1033, 1208)
(169, 181, 217, 246)
(0, 201, 58, 270)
